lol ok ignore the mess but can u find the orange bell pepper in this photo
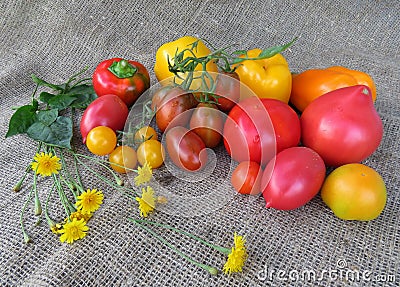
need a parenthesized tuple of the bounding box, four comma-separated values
(290, 66, 376, 112)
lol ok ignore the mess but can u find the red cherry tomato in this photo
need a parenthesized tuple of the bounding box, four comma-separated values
(212, 71, 240, 112)
(165, 126, 207, 171)
(153, 86, 197, 132)
(80, 94, 128, 143)
(223, 97, 300, 166)
(189, 103, 224, 148)
(231, 161, 263, 195)
(92, 58, 150, 107)
(261, 146, 326, 210)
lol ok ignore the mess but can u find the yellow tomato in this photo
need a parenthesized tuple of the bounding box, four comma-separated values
(137, 139, 165, 169)
(109, 146, 137, 173)
(321, 163, 387, 221)
(134, 126, 158, 143)
(154, 36, 218, 89)
(86, 126, 117, 156)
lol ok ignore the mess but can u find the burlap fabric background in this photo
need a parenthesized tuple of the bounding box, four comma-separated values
(1, 0, 399, 286)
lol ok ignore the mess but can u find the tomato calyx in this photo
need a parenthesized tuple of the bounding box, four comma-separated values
(108, 59, 138, 78)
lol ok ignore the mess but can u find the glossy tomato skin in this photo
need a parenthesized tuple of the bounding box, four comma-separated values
(154, 87, 197, 132)
(137, 139, 165, 169)
(189, 103, 224, 148)
(223, 97, 300, 166)
(212, 72, 240, 112)
(109, 145, 137, 173)
(165, 126, 207, 171)
(80, 94, 128, 143)
(261, 146, 326, 210)
(300, 85, 383, 167)
(231, 161, 263, 195)
(321, 163, 387, 221)
(93, 58, 150, 107)
(86, 126, 117, 156)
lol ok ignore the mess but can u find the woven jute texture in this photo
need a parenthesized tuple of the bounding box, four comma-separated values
(1, 0, 399, 286)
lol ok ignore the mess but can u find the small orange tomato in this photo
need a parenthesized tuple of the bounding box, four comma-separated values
(321, 163, 387, 221)
(109, 146, 138, 173)
(136, 139, 165, 169)
(134, 126, 158, 143)
(86, 126, 117, 156)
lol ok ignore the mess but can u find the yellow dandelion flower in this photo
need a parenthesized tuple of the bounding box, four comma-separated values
(31, 152, 61, 177)
(50, 223, 63, 234)
(70, 210, 92, 222)
(59, 218, 89, 244)
(75, 189, 104, 214)
(136, 186, 156, 217)
(134, 162, 153, 186)
(223, 232, 248, 275)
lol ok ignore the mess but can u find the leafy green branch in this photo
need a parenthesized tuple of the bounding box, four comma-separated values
(6, 67, 97, 149)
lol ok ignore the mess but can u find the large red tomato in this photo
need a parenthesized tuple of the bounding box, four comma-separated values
(261, 146, 326, 210)
(300, 85, 383, 167)
(223, 97, 300, 166)
(80, 94, 128, 143)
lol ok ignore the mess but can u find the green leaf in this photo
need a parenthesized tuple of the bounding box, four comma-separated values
(257, 37, 297, 59)
(68, 85, 97, 108)
(36, 109, 58, 126)
(48, 94, 77, 110)
(39, 91, 56, 104)
(232, 50, 247, 56)
(26, 116, 72, 149)
(31, 74, 65, 91)
(6, 105, 38, 137)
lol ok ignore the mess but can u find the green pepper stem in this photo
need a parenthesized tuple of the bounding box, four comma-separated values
(131, 219, 219, 275)
(131, 219, 230, 255)
(108, 59, 137, 78)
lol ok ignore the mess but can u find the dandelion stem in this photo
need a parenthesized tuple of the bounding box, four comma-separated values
(32, 170, 42, 216)
(131, 219, 230, 254)
(74, 156, 138, 197)
(131, 220, 218, 275)
(53, 174, 74, 219)
(20, 187, 34, 243)
(13, 165, 31, 192)
(73, 153, 123, 186)
(44, 182, 57, 226)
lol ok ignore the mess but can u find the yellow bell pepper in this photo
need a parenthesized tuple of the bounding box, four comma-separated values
(234, 49, 292, 103)
(154, 36, 218, 89)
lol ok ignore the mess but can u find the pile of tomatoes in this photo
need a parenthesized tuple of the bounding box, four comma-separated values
(80, 37, 388, 221)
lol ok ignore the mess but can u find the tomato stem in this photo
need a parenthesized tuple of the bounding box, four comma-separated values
(108, 59, 137, 78)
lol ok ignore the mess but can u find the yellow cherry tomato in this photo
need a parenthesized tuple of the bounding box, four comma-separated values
(86, 126, 117, 156)
(134, 126, 158, 143)
(321, 163, 387, 221)
(109, 146, 137, 173)
(137, 139, 165, 169)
